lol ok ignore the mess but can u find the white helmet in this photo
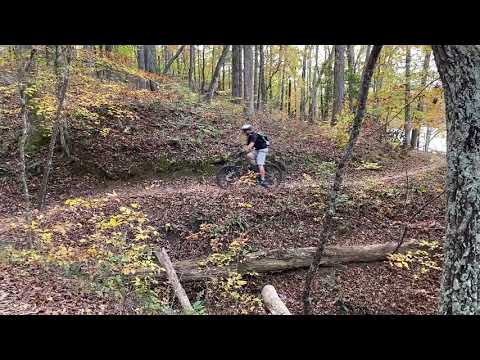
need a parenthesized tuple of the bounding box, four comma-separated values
(241, 124, 253, 131)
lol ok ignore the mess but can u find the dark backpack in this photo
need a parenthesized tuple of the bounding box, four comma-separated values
(257, 132, 270, 146)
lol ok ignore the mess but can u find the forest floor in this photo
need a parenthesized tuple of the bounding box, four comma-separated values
(0, 50, 447, 315)
(0, 149, 446, 315)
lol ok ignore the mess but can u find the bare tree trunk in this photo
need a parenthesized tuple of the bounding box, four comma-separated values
(268, 46, 274, 102)
(280, 45, 286, 112)
(258, 45, 266, 111)
(309, 45, 320, 123)
(163, 45, 185, 75)
(211, 46, 216, 83)
(432, 45, 480, 314)
(205, 45, 230, 103)
(300, 45, 308, 121)
(39, 45, 73, 209)
(146, 239, 418, 282)
(411, 47, 432, 149)
(403, 45, 412, 148)
(136, 45, 145, 70)
(189, 45, 195, 90)
(243, 45, 254, 118)
(331, 45, 346, 125)
(14, 47, 37, 246)
(347, 45, 355, 112)
(144, 45, 158, 73)
(155, 248, 194, 314)
(231, 45, 243, 102)
(365, 45, 371, 64)
(287, 78, 292, 116)
(201, 45, 206, 92)
(303, 45, 383, 315)
(254, 45, 259, 109)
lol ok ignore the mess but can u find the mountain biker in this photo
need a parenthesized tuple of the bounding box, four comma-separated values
(241, 124, 269, 187)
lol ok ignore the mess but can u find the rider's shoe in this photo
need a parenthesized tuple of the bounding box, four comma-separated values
(248, 164, 259, 172)
(259, 179, 269, 188)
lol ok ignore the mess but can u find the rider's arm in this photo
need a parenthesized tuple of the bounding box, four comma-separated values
(244, 142, 255, 152)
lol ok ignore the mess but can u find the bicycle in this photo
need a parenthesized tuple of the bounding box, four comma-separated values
(215, 150, 284, 189)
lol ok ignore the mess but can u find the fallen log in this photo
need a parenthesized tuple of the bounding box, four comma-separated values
(155, 248, 194, 314)
(153, 239, 420, 282)
(262, 285, 291, 315)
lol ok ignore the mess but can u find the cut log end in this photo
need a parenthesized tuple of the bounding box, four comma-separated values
(261, 285, 291, 315)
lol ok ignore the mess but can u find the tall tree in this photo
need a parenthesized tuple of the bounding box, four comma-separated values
(231, 45, 243, 101)
(309, 45, 320, 123)
(300, 46, 308, 120)
(347, 45, 355, 112)
(432, 45, 480, 314)
(243, 45, 254, 117)
(258, 45, 266, 111)
(287, 78, 292, 116)
(144, 45, 158, 73)
(331, 45, 346, 125)
(201, 45, 206, 91)
(163, 45, 185, 75)
(189, 45, 195, 90)
(280, 45, 286, 112)
(14, 46, 37, 246)
(403, 45, 412, 148)
(254, 45, 259, 109)
(39, 45, 74, 209)
(137, 45, 145, 70)
(205, 45, 231, 103)
(411, 47, 432, 148)
(303, 45, 383, 315)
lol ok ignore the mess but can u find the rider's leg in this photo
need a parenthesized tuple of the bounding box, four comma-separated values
(246, 151, 259, 173)
(256, 149, 268, 182)
(246, 151, 256, 166)
(258, 165, 266, 181)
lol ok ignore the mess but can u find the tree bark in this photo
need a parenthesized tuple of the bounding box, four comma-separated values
(39, 45, 73, 209)
(254, 45, 259, 109)
(331, 45, 346, 125)
(280, 45, 286, 112)
(287, 78, 292, 116)
(144, 45, 158, 73)
(155, 248, 194, 314)
(163, 45, 185, 75)
(258, 45, 266, 111)
(347, 45, 355, 112)
(262, 285, 291, 315)
(432, 45, 480, 314)
(201, 45, 206, 92)
(205, 45, 230, 103)
(189, 45, 195, 90)
(411, 48, 432, 149)
(309, 45, 320, 123)
(403, 45, 412, 148)
(303, 45, 383, 314)
(14, 47, 37, 246)
(300, 45, 308, 121)
(150, 239, 417, 282)
(243, 45, 254, 117)
(136, 45, 145, 70)
(231, 45, 243, 101)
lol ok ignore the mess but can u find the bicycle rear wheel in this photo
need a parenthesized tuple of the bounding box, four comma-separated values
(216, 165, 241, 188)
(264, 163, 283, 187)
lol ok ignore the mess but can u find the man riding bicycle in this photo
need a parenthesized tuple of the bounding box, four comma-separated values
(241, 124, 269, 188)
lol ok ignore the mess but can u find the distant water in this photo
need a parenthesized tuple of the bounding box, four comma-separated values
(389, 126, 446, 153)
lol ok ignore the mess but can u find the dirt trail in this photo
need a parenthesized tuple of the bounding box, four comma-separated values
(0, 155, 445, 236)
